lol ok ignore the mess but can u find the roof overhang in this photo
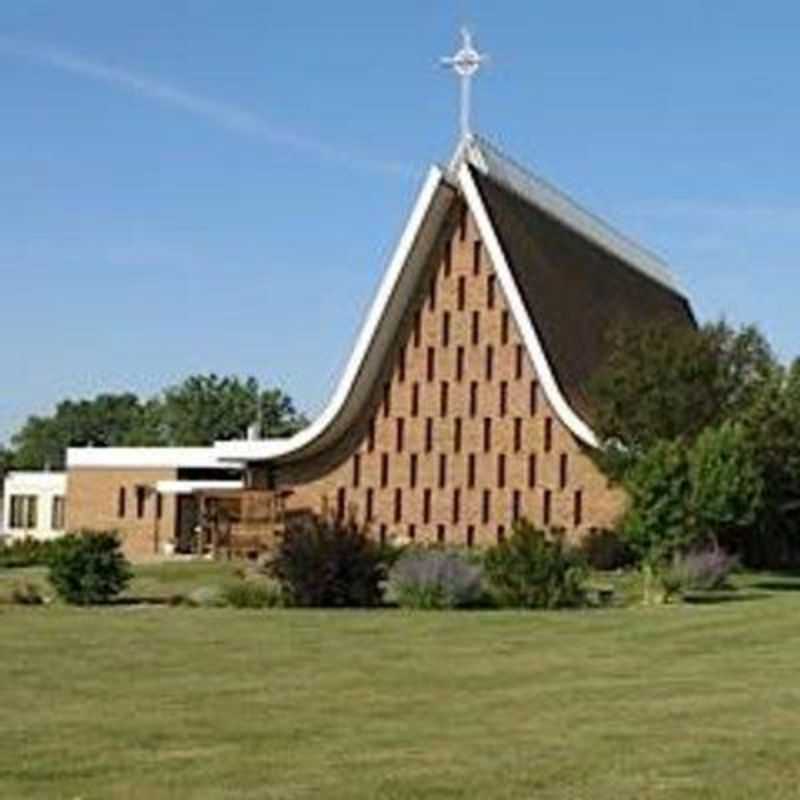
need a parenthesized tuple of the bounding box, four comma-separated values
(67, 447, 239, 470)
(154, 480, 244, 495)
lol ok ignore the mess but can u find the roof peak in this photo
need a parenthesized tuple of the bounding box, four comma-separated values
(447, 134, 683, 295)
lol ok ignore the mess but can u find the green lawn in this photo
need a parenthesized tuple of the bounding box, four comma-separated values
(2, 565, 800, 799)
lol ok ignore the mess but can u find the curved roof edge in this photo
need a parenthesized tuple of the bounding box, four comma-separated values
(216, 154, 602, 464)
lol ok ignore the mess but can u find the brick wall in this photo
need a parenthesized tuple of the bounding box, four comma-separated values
(66, 468, 178, 560)
(276, 200, 626, 546)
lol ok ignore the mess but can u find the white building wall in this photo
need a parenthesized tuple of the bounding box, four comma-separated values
(1, 472, 67, 541)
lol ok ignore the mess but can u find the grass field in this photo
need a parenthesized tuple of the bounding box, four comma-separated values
(1, 564, 800, 799)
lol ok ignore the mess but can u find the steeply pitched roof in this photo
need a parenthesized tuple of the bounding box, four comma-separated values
(215, 136, 696, 463)
(471, 165, 695, 420)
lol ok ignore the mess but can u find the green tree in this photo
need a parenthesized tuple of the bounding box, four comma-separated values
(590, 320, 775, 468)
(158, 374, 306, 446)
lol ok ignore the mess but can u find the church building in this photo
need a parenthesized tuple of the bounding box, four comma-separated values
(64, 31, 695, 556)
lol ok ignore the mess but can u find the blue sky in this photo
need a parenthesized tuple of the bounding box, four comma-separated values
(2, 1, 799, 445)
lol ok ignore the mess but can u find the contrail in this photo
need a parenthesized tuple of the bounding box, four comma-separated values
(0, 36, 413, 177)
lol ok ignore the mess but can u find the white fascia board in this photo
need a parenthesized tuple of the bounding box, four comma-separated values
(67, 447, 236, 470)
(4, 472, 67, 493)
(215, 165, 448, 464)
(458, 162, 599, 448)
(155, 480, 244, 495)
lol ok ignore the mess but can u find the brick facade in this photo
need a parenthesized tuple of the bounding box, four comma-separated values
(275, 202, 626, 546)
(66, 468, 178, 560)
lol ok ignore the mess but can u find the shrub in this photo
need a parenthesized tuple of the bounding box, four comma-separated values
(484, 521, 588, 609)
(221, 578, 284, 609)
(9, 580, 45, 606)
(0, 537, 58, 569)
(266, 514, 388, 607)
(187, 585, 226, 608)
(47, 530, 132, 605)
(659, 549, 739, 602)
(579, 528, 635, 571)
(387, 549, 484, 609)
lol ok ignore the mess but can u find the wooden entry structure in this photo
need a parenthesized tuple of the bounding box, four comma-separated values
(193, 489, 293, 560)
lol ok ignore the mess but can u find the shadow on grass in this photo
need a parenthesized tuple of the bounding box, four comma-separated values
(749, 580, 800, 593)
(683, 591, 770, 605)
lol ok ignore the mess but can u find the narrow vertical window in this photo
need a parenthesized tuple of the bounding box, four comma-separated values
(459, 205, 468, 241)
(454, 417, 463, 454)
(156, 494, 163, 520)
(483, 418, 492, 452)
(469, 382, 479, 417)
(499, 381, 508, 417)
(559, 453, 569, 489)
(136, 486, 146, 519)
(394, 488, 403, 523)
(468, 454, 477, 488)
(457, 276, 466, 311)
(530, 381, 538, 416)
(337, 487, 346, 520)
(443, 240, 452, 277)
(497, 525, 506, 543)
(487, 274, 496, 309)
(497, 454, 506, 489)
(380, 525, 387, 544)
(381, 453, 389, 488)
(410, 453, 418, 488)
(423, 489, 432, 524)
(573, 490, 583, 527)
(439, 381, 448, 417)
(51, 497, 65, 530)
(471, 311, 480, 345)
(398, 346, 406, 383)
(366, 488, 374, 521)
(429, 275, 437, 311)
(466, 526, 475, 548)
(353, 453, 361, 488)
(473, 240, 482, 275)
(442, 312, 451, 347)
(383, 382, 391, 418)
(543, 489, 552, 526)
(456, 346, 465, 382)
(438, 454, 447, 489)
(425, 418, 434, 453)
(514, 418, 523, 453)
(485, 345, 494, 381)
(516, 344, 524, 379)
(408, 523, 416, 541)
(437, 525, 446, 544)
(512, 490, 521, 521)
(413, 310, 422, 347)
(544, 417, 553, 453)
(367, 418, 376, 452)
(117, 487, 126, 518)
(501, 310, 510, 345)
(452, 488, 461, 524)
(427, 347, 435, 382)
(482, 490, 491, 524)
(396, 418, 405, 453)
(411, 382, 420, 418)
(528, 453, 537, 488)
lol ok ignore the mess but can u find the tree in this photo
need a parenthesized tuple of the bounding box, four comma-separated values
(158, 374, 306, 446)
(589, 319, 775, 467)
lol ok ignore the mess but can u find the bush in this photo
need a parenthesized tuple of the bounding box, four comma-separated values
(0, 537, 58, 569)
(387, 549, 484, 609)
(221, 578, 284, 609)
(47, 530, 132, 605)
(266, 514, 388, 607)
(484, 521, 588, 609)
(8, 580, 45, 605)
(579, 528, 635, 571)
(187, 585, 226, 608)
(659, 549, 739, 602)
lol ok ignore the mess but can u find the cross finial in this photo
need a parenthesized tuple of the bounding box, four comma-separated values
(441, 27, 488, 140)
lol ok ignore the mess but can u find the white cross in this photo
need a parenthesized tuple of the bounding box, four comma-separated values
(441, 28, 488, 140)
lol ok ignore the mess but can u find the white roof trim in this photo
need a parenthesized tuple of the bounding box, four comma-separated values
(4, 472, 67, 492)
(155, 480, 244, 495)
(458, 163, 598, 447)
(215, 166, 451, 463)
(67, 447, 236, 470)
(458, 136, 683, 295)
